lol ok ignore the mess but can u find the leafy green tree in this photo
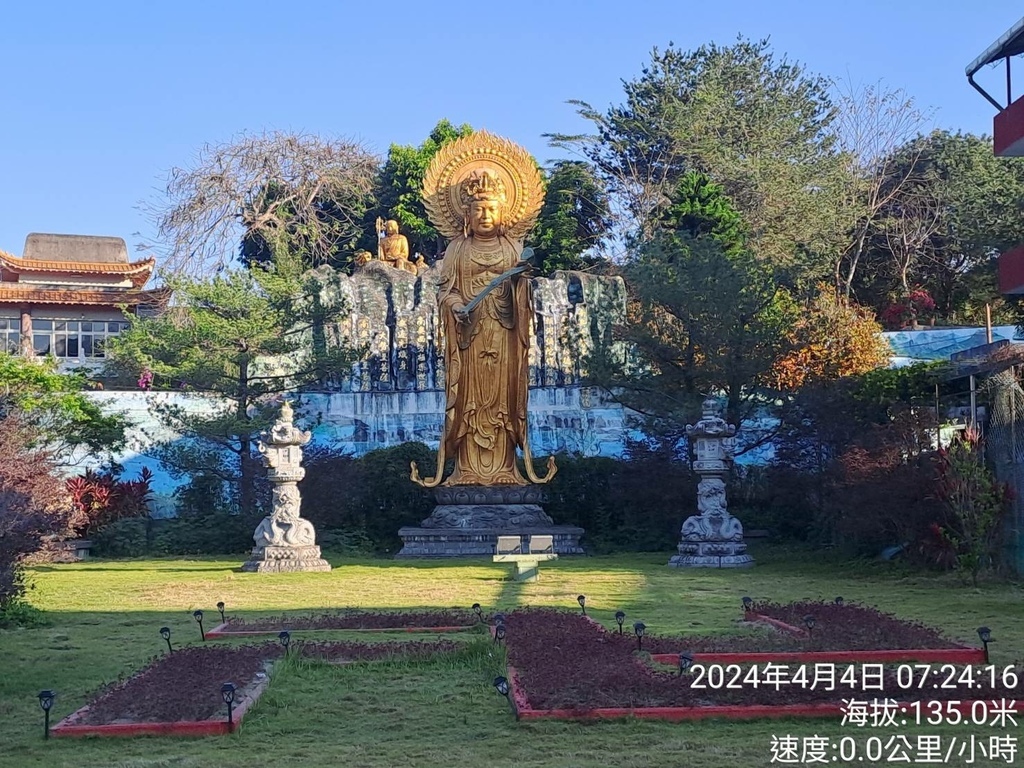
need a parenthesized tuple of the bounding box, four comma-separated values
(365, 120, 474, 259)
(854, 131, 1024, 324)
(0, 354, 126, 462)
(657, 171, 745, 255)
(552, 38, 847, 283)
(593, 174, 796, 437)
(107, 267, 359, 515)
(528, 160, 611, 274)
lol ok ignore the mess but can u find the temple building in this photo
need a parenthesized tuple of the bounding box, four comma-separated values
(0, 233, 164, 367)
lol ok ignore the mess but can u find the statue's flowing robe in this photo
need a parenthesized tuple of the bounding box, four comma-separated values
(437, 233, 531, 485)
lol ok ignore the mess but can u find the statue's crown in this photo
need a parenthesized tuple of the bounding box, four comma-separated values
(462, 169, 506, 204)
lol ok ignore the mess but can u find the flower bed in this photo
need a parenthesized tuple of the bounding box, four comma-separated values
(504, 610, 1020, 719)
(206, 609, 478, 638)
(618, 600, 985, 665)
(52, 639, 463, 738)
(52, 645, 279, 737)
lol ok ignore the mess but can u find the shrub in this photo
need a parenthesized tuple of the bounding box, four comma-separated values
(545, 445, 695, 552)
(149, 475, 260, 555)
(66, 467, 153, 538)
(299, 442, 435, 553)
(0, 417, 73, 624)
(90, 518, 150, 558)
(934, 428, 1011, 583)
(820, 407, 942, 555)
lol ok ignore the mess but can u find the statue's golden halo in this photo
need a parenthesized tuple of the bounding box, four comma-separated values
(422, 131, 545, 241)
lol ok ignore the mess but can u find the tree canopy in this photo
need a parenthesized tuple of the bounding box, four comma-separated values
(552, 37, 847, 284)
(591, 173, 796, 437)
(107, 267, 359, 513)
(0, 354, 126, 462)
(528, 160, 611, 274)
(148, 131, 379, 276)
(367, 119, 475, 259)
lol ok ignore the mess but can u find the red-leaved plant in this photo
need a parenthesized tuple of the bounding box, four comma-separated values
(66, 467, 154, 538)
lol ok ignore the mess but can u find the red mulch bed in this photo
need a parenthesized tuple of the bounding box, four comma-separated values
(214, 609, 477, 634)
(72, 645, 280, 726)
(625, 600, 972, 655)
(504, 610, 1021, 711)
(57, 639, 464, 734)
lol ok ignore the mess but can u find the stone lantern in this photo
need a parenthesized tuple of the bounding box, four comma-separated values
(668, 398, 753, 569)
(241, 401, 330, 573)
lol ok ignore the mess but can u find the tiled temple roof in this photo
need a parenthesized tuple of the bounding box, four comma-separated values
(0, 251, 156, 288)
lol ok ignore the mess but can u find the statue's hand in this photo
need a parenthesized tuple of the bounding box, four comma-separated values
(453, 303, 470, 326)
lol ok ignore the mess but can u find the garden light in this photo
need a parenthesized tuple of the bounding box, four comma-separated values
(577, 595, 586, 615)
(493, 676, 510, 696)
(978, 626, 993, 662)
(472, 603, 483, 622)
(678, 652, 694, 676)
(741, 596, 752, 612)
(220, 683, 236, 728)
(803, 614, 816, 637)
(217, 601, 226, 622)
(494, 623, 507, 644)
(160, 626, 173, 654)
(834, 596, 844, 606)
(279, 630, 291, 653)
(493, 676, 517, 717)
(38, 690, 55, 740)
(615, 610, 625, 634)
(633, 621, 646, 652)
(193, 609, 206, 641)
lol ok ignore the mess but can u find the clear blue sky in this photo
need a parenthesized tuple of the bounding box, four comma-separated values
(0, 0, 1019, 260)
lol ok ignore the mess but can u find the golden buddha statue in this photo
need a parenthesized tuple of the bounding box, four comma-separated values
(377, 218, 417, 274)
(411, 132, 556, 487)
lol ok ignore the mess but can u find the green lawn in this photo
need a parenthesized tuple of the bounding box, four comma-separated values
(2, 544, 1021, 768)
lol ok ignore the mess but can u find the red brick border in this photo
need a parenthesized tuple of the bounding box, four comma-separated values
(51, 671, 271, 738)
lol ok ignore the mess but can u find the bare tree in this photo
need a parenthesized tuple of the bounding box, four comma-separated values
(832, 80, 934, 301)
(143, 132, 379, 277)
(883, 189, 944, 303)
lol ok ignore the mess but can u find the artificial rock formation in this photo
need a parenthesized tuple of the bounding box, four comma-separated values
(668, 398, 754, 569)
(241, 401, 331, 573)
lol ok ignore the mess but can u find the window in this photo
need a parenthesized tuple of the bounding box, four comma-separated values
(29, 318, 131, 359)
(0, 317, 19, 354)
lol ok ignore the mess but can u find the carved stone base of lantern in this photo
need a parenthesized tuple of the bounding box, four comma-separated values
(241, 544, 332, 573)
(668, 513, 755, 569)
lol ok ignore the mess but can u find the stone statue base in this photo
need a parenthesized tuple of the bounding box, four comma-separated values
(668, 513, 754, 569)
(396, 526, 584, 558)
(396, 485, 584, 558)
(241, 544, 332, 573)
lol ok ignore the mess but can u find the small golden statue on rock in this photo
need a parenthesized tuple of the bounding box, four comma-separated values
(372, 217, 425, 274)
(411, 131, 557, 487)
